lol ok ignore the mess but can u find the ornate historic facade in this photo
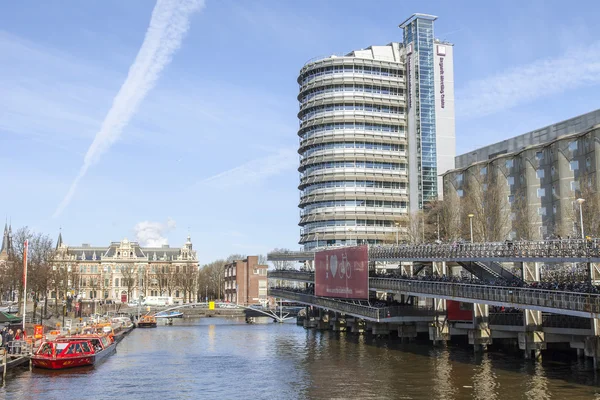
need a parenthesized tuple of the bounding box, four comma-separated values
(53, 234, 199, 304)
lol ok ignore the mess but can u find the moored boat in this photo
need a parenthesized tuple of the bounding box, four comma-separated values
(32, 334, 116, 370)
(155, 311, 184, 319)
(137, 315, 157, 328)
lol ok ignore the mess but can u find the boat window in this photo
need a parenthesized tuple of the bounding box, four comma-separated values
(56, 343, 69, 353)
(74, 344, 83, 353)
(38, 343, 53, 355)
(81, 342, 91, 352)
(65, 345, 76, 355)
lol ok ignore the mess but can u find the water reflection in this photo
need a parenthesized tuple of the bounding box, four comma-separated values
(524, 362, 550, 400)
(3, 320, 600, 399)
(432, 349, 455, 399)
(472, 354, 497, 400)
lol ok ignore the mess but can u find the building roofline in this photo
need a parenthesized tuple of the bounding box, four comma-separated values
(443, 123, 600, 176)
(399, 13, 438, 29)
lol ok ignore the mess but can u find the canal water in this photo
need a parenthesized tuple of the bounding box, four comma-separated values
(3, 318, 600, 399)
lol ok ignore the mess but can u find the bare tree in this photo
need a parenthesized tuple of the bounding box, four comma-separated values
(121, 266, 137, 303)
(28, 233, 54, 322)
(512, 188, 539, 240)
(270, 248, 296, 270)
(462, 168, 511, 242)
(176, 264, 198, 303)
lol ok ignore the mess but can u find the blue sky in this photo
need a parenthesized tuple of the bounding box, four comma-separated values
(2, 0, 600, 264)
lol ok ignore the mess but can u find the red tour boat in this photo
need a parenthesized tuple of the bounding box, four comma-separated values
(32, 334, 116, 370)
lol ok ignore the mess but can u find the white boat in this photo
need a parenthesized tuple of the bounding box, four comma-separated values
(155, 311, 183, 319)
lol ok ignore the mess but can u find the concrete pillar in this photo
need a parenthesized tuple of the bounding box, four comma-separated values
(432, 261, 448, 277)
(317, 310, 330, 330)
(351, 319, 366, 334)
(590, 263, 600, 285)
(519, 309, 545, 359)
(469, 303, 491, 352)
(330, 314, 347, 332)
(519, 262, 541, 283)
(400, 262, 413, 276)
(429, 297, 449, 344)
(584, 317, 600, 369)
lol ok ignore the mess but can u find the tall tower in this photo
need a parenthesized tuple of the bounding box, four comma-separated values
(297, 14, 455, 250)
(297, 44, 408, 250)
(400, 14, 455, 210)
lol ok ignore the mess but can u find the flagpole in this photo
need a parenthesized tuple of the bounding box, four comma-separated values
(22, 240, 28, 332)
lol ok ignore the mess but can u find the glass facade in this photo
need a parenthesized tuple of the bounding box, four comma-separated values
(403, 15, 438, 208)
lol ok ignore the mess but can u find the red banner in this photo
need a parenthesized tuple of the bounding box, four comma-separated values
(314, 246, 369, 299)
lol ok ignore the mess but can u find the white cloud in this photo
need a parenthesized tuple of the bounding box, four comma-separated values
(198, 148, 297, 188)
(52, 0, 204, 218)
(134, 218, 177, 247)
(457, 42, 600, 119)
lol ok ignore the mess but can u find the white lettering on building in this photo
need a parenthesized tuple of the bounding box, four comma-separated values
(439, 57, 445, 109)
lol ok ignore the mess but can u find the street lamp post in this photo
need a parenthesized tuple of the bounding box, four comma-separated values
(468, 214, 474, 243)
(395, 222, 400, 245)
(348, 228, 354, 246)
(576, 198, 586, 239)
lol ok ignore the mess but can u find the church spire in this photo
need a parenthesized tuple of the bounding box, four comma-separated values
(56, 228, 63, 250)
(0, 221, 8, 254)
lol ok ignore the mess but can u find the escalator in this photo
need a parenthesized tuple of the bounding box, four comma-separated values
(457, 260, 522, 282)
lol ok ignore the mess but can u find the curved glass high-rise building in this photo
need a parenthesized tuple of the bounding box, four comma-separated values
(297, 14, 455, 250)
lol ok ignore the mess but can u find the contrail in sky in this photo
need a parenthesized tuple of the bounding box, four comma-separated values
(53, 0, 204, 218)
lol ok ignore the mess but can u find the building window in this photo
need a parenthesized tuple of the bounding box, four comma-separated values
(507, 176, 514, 186)
(456, 174, 463, 183)
(553, 205, 557, 214)
(480, 167, 487, 175)
(535, 151, 543, 160)
(457, 189, 464, 197)
(508, 195, 515, 203)
(552, 185, 557, 196)
(105, 278, 109, 287)
(539, 226, 548, 235)
(510, 212, 516, 221)
(536, 169, 545, 179)
(551, 166, 556, 177)
(570, 160, 579, 171)
(482, 183, 488, 191)
(569, 140, 578, 151)
(115, 278, 119, 287)
(505, 159, 514, 169)
(537, 188, 545, 198)
(586, 157, 592, 169)
(570, 181, 579, 191)
(538, 207, 546, 216)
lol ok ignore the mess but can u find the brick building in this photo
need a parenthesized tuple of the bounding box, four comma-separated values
(224, 256, 268, 306)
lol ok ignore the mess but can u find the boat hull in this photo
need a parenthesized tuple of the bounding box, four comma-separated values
(32, 343, 116, 370)
(137, 322, 157, 328)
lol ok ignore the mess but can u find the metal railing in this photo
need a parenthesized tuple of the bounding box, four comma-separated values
(370, 278, 600, 318)
(268, 288, 438, 322)
(269, 270, 314, 281)
(542, 314, 591, 330)
(268, 239, 600, 262)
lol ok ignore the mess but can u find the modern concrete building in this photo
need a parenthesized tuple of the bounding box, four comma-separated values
(443, 109, 600, 241)
(52, 234, 198, 304)
(297, 14, 455, 250)
(224, 256, 268, 306)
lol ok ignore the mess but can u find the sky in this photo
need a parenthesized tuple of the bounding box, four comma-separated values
(2, 0, 600, 264)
